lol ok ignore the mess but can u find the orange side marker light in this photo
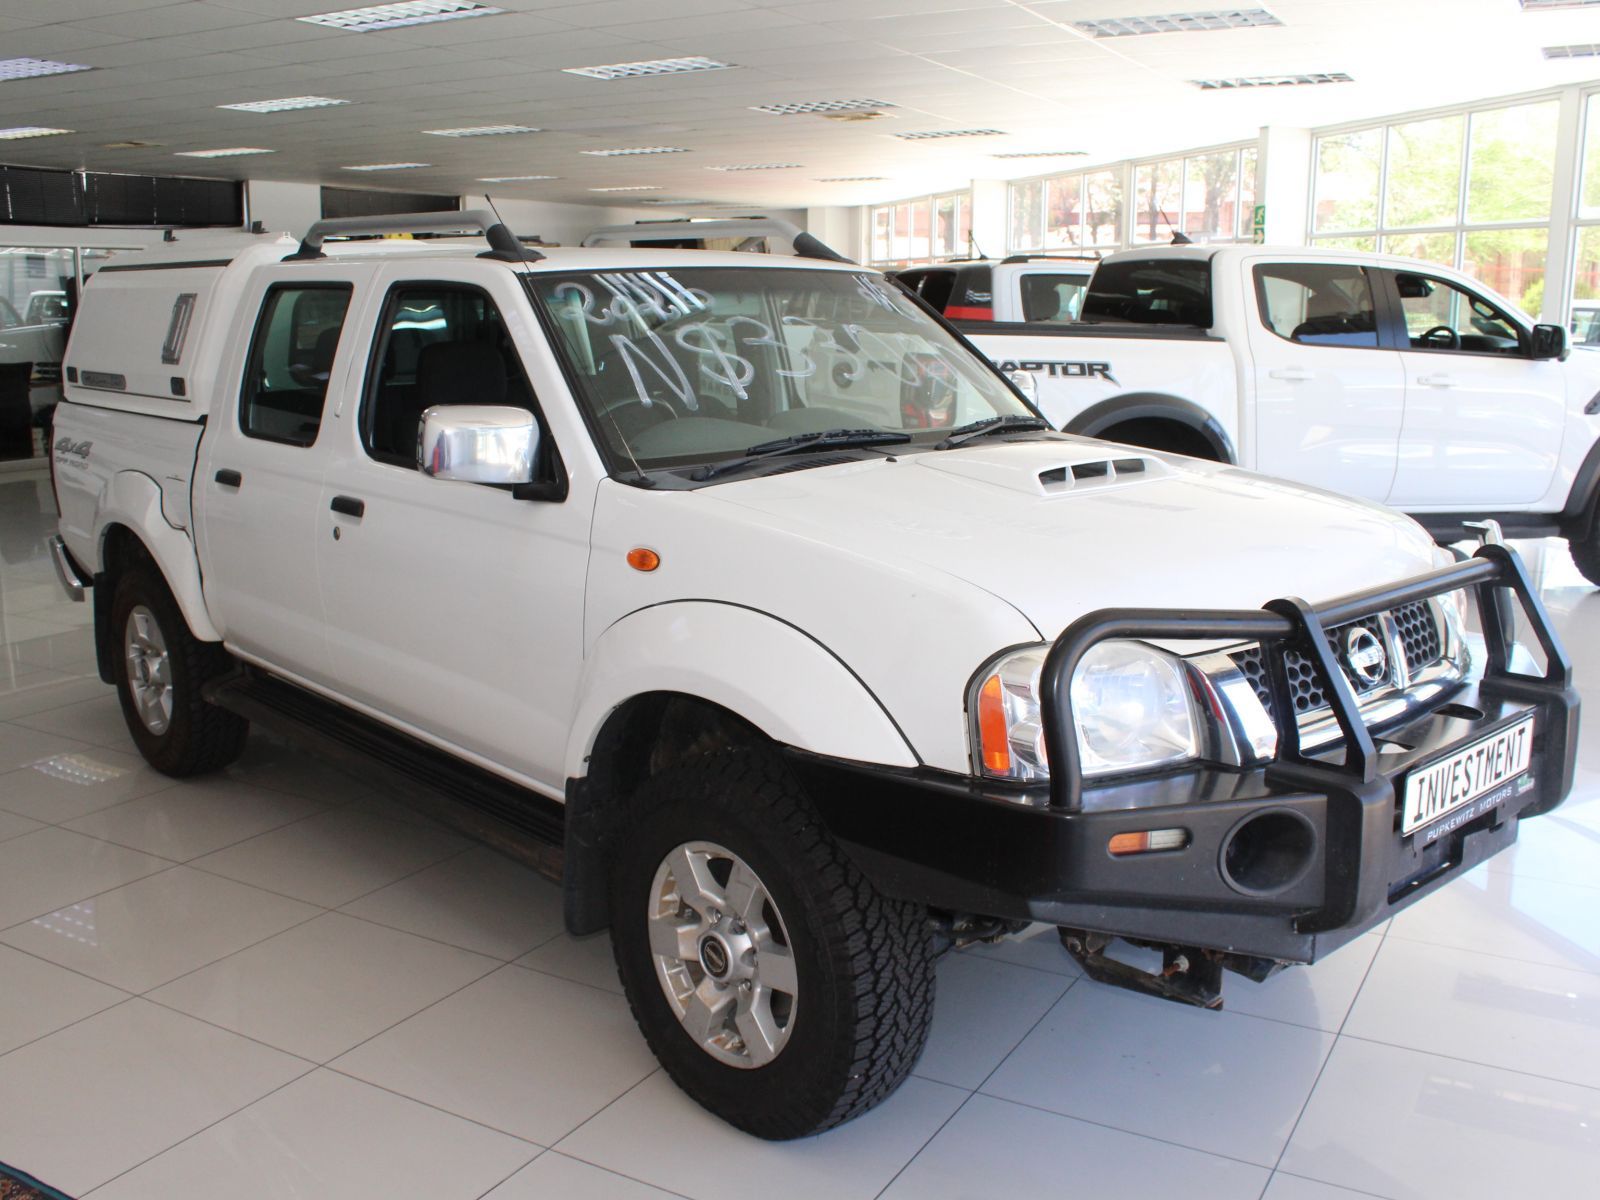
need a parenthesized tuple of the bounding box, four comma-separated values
(627, 547, 661, 572)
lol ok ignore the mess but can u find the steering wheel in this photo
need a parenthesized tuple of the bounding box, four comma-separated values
(1420, 325, 1460, 350)
(602, 395, 681, 423)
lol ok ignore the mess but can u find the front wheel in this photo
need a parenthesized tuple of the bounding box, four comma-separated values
(111, 563, 249, 775)
(609, 753, 935, 1139)
(1571, 527, 1600, 587)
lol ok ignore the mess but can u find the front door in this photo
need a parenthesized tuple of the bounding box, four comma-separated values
(195, 273, 367, 675)
(1382, 269, 1566, 508)
(1243, 257, 1406, 501)
(314, 267, 590, 792)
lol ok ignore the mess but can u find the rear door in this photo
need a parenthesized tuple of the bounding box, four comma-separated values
(1242, 257, 1406, 501)
(195, 268, 372, 674)
(1381, 268, 1564, 508)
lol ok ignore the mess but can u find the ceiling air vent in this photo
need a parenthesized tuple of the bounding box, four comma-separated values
(1545, 44, 1600, 58)
(565, 57, 732, 79)
(1073, 9, 1284, 37)
(1193, 72, 1352, 89)
(894, 129, 1005, 140)
(751, 99, 894, 116)
(1520, 0, 1600, 10)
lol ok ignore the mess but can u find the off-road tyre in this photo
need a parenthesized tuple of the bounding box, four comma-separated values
(1570, 528, 1600, 586)
(110, 562, 248, 776)
(609, 751, 935, 1139)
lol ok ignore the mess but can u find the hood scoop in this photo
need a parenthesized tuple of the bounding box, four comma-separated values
(918, 444, 1169, 496)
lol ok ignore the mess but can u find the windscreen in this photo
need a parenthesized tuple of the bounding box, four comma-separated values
(529, 267, 1031, 472)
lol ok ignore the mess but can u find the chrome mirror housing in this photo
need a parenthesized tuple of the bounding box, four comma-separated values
(418, 405, 538, 484)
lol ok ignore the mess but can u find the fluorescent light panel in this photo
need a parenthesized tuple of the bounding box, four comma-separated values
(565, 57, 732, 79)
(1193, 72, 1352, 88)
(706, 163, 802, 171)
(589, 185, 661, 192)
(176, 147, 274, 157)
(0, 126, 73, 139)
(752, 99, 892, 115)
(478, 174, 557, 182)
(814, 176, 887, 181)
(219, 96, 349, 113)
(424, 124, 539, 136)
(991, 150, 1088, 158)
(581, 147, 688, 156)
(298, 2, 503, 32)
(894, 129, 1005, 140)
(1074, 9, 1284, 37)
(0, 57, 94, 81)
(1545, 43, 1600, 58)
(1521, 1, 1600, 9)
(343, 161, 429, 170)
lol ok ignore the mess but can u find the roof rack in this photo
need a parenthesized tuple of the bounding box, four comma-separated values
(999, 253, 1102, 265)
(581, 217, 854, 264)
(285, 209, 544, 263)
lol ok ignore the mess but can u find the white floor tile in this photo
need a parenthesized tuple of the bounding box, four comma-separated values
(915, 952, 1073, 1089)
(333, 966, 658, 1145)
(0, 614, 80, 644)
(515, 931, 623, 994)
(63, 777, 328, 862)
(220, 736, 390, 806)
(983, 981, 1335, 1166)
(1483, 810, 1600, 889)
(485, 1153, 686, 1200)
(149, 911, 499, 1061)
(0, 998, 307, 1196)
(342, 845, 566, 960)
(961, 923, 1083, 977)
(1280, 1037, 1600, 1200)
(880, 1094, 1268, 1200)
(1388, 868, 1600, 974)
(1224, 933, 1382, 1033)
(0, 826, 170, 928)
(1343, 937, 1600, 1088)
(0, 673, 108, 722)
(14, 692, 134, 752)
(10, 628, 97, 674)
(89, 1068, 538, 1200)
(0, 746, 176, 822)
(189, 806, 470, 908)
(0, 720, 92, 772)
(1, 866, 320, 994)
(557, 1072, 967, 1200)
(0, 944, 126, 1055)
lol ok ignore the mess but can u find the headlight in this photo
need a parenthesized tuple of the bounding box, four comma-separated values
(969, 641, 1201, 783)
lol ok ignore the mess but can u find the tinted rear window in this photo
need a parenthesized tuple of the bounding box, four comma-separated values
(1081, 259, 1212, 328)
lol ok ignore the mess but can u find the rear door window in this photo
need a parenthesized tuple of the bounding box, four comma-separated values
(1081, 259, 1212, 327)
(239, 284, 352, 446)
(1253, 263, 1380, 348)
(1020, 273, 1090, 323)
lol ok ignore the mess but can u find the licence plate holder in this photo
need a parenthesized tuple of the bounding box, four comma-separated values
(1401, 715, 1535, 842)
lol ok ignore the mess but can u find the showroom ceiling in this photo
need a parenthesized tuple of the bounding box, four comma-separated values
(0, 0, 1597, 210)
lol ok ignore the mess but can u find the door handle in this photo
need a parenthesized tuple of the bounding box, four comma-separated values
(1417, 374, 1456, 388)
(330, 495, 365, 519)
(1269, 368, 1313, 382)
(214, 469, 242, 488)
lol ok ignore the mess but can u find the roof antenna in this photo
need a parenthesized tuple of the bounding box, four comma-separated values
(480, 193, 544, 262)
(968, 230, 989, 260)
(1170, 230, 1194, 245)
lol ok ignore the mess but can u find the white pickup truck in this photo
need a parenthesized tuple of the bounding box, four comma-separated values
(49, 212, 1578, 1138)
(953, 245, 1600, 580)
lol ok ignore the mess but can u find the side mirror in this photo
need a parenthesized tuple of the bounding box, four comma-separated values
(418, 405, 538, 484)
(1530, 323, 1570, 362)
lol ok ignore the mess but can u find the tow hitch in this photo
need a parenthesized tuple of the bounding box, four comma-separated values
(1058, 929, 1286, 1010)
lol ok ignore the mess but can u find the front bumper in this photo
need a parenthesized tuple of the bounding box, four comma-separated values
(795, 545, 1579, 963)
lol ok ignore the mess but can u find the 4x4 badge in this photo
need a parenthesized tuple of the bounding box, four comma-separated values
(1344, 626, 1388, 688)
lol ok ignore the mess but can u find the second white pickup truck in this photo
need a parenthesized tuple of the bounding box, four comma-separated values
(955, 245, 1600, 581)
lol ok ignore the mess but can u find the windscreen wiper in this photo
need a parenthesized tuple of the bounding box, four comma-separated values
(934, 414, 1052, 450)
(691, 428, 911, 482)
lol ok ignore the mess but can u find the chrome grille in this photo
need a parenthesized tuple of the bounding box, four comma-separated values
(1393, 600, 1441, 670)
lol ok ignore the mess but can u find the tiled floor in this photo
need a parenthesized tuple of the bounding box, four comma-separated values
(2, 465, 1599, 1199)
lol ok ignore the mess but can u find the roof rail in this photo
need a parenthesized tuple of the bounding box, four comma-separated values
(998, 253, 1102, 265)
(581, 217, 854, 264)
(285, 209, 544, 263)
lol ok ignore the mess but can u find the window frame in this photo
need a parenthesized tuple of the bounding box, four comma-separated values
(237, 280, 354, 449)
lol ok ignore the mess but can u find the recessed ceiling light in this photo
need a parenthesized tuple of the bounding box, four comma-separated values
(813, 176, 887, 181)
(589, 185, 662, 192)
(1545, 43, 1600, 58)
(477, 174, 558, 182)
(1193, 72, 1351, 88)
(0, 126, 73, 140)
(343, 161, 429, 170)
(298, 2, 504, 32)
(219, 96, 350, 113)
(0, 58, 94, 81)
(423, 124, 540, 137)
(751, 99, 893, 116)
(991, 150, 1089, 158)
(1521, 1, 1600, 9)
(1073, 9, 1284, 37)
(706, 163, 802, 171)
(565, 57, 732, 80)
(581, 147, 688, 157)
(175, 147, 275, 157)
(637, 198, 714, 205)
(894, 129, 1005, 140)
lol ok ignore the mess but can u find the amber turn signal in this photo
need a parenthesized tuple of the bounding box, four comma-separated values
(1108, 829, 1190, 857)
(627, 547, 661, 572)
(976, 673, 1011, 774)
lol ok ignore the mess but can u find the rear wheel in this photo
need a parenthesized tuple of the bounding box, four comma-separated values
(111, 563, 248, 775)
(1571, 527, 1600, 586)
(609, 752, 935, 1139)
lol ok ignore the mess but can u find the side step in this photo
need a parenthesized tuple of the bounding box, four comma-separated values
(203, 668, 565, 881)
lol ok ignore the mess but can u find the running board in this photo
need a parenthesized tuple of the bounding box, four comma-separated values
(203, 668, 565, 881)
